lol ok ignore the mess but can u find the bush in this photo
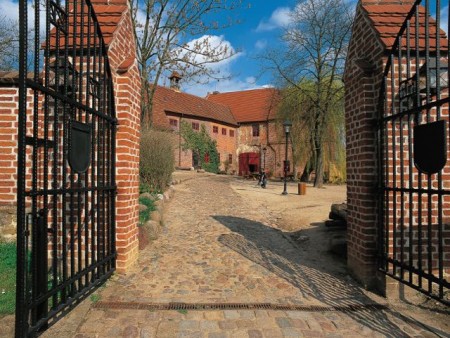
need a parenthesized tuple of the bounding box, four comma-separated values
(140, 128, 175, 192)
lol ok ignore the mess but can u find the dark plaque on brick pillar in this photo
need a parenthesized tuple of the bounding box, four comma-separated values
(69, 121, 92, 173)
(413, 120, 447, 175)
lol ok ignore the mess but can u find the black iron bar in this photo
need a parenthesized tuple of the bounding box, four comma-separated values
(406, 19, 414, 285)
(84, 2, 92, 287)
(424, 0, 433, 295)
(17, 0, 117, 334)
(390, 54, 397, 277)
(91, 19, 99, 282)
(384, 75, 389, 273)
(15, 0, 30, 334)
(398, 36, 405, 280)
(378, 0, 449, 305)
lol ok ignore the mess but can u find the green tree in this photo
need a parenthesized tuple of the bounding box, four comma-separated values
(278, 80, 345, 184)
(260, 0, 352, 187)
(180, 121, 219, 173)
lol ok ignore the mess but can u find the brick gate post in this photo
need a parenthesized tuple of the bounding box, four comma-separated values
(344, 0, 415, 290)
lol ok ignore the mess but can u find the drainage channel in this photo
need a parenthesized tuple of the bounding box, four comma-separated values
(94, 302, 388, 313)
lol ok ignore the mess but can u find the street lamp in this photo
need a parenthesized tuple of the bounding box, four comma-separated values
(263, 146, 267, 172)
(282, 119, 292, 195)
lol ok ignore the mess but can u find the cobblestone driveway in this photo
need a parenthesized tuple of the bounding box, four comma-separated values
(37, 174, 448, 337)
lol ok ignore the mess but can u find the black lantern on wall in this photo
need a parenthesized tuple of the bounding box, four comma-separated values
(48, 56, 79, 96)
(419, 58, 448, 95)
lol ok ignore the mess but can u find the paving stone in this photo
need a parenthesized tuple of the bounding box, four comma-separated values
(208, 332, 228, 338)
(218, 320, 237, 330)
(275, 317, 292, 328)
(200, 320, 220, 331)
(29, 175, 449, 338)
(179, 320, 200, 330)
(247, 329, 263, 338)
(223, 310, 240, 319)
(239, 311, 256, 319)
(261, 328, 284, 338)
(203, 311, 224, 321)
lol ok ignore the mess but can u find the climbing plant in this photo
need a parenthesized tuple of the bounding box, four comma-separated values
(180, 121, 219, 173)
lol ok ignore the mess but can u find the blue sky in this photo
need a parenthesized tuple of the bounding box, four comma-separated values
(183, 0, 357, 96)
(184, 0, 450, 97)
(2, 0, 449, 97)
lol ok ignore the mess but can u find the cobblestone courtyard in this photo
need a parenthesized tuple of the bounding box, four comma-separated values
(2, 173, 449, 337)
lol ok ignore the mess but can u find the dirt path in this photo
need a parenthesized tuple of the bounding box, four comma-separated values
(32, 173, 450, 337)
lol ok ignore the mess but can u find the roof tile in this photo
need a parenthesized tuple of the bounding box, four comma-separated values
(206, 88, 280, 123)
(152, 85, 238, 127)
(362, 4, 448, 50)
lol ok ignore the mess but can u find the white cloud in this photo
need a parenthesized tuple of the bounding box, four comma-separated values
(185, 78, 273, 97)
(255, 39, 267, 50)
(256, 7, 292, 32)
(245, 76, 256, 84)
(176, 35, 242, 71)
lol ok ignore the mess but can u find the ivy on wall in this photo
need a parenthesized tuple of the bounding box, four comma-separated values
(180, 121, 219, 173)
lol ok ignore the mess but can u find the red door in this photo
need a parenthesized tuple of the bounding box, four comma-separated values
(239, 152, 260, 176)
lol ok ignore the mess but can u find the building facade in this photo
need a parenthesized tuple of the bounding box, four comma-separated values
(152, 81, 294, 178)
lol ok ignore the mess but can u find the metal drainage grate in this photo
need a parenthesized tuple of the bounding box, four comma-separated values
(93, 302, 388, 312)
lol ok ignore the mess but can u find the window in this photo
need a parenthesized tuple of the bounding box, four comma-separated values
(213, 126, 218, 133)
(228, 154, 232, 164)
(222, 128, 227, 135)
(229, 130, 235, 137)
(169, 119, 178, 130)
(252, 124, 260, 137)
(192, 122, 199, 131)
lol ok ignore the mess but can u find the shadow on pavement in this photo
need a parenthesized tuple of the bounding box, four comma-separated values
(213, 215, 446, 337)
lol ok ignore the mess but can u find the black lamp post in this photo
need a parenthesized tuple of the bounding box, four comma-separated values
(263, 146, 267, 172)
(282, 119, 292, 195)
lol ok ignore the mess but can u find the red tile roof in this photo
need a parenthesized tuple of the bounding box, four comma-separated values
(48, 3, 126, 49)
(206, 88, 280, 123)
(362, 3, 448, 51)
(152, 85, 238, 127)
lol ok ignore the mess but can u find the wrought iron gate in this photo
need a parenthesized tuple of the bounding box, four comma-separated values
(378, 0, 449, 305)
(16, 0, 117, 335)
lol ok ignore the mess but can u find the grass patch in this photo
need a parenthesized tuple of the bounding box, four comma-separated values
(177, 309, 188, 315)
(0, 242, 16, 315)
(139, 195, 157, 225)
(90, 293, 100, 303)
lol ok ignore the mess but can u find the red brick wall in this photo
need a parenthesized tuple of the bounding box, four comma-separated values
(0, 2, 141, 272)
(106, 2, 141, 272)
(237, 121, 294, 178)
(0, 87, 19, 205)
(168, 115, 238, 172)
(344, 3, 386, 288)
(347, 1, 450, 290)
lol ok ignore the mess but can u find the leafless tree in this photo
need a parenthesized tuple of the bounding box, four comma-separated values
(260, 0, 353, 187)
(0, 16, 20, 71)
(130, 0, 246, 125)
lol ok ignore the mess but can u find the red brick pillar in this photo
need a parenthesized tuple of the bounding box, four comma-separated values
(99, 1, 141, 272)
(344, 3, 386, 289)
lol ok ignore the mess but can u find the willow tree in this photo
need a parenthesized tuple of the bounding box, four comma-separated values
(130, 0, 246, 124)
(260, 0, 353, 187)
(278, 81, 345, 184)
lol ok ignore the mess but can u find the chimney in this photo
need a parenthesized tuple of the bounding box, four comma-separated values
(169, 71, 182, 92)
